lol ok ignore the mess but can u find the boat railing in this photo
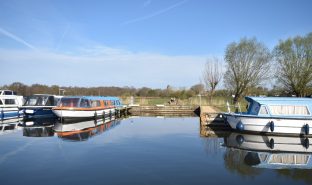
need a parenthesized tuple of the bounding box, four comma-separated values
(226, 101, 243, 114)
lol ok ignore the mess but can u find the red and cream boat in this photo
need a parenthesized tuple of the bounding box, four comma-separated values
(52, 96, 122, 120)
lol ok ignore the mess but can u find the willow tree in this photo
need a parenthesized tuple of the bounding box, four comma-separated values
(202, 57, 223, 97)
(224, 38, 271, 104)
(274, 33, 312, 97)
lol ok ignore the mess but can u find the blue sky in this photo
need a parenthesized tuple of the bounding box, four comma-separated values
(1, 0, 311, 88)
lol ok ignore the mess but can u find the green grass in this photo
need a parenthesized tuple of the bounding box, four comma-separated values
(121, 96, 248, 112)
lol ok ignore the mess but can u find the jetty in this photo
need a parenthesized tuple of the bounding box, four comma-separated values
(199, 105, 230, 127)
(128, 105, 198, 116)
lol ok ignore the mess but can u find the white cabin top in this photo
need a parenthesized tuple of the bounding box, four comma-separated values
(0, 90, 17, 95)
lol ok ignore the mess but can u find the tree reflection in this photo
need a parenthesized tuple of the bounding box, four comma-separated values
(223, 148, 263, 177)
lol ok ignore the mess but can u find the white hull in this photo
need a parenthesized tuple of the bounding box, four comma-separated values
(225, 113, 312, 135)
(52, 108, 115, 118)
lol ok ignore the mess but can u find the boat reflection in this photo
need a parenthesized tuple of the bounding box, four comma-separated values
(0, 119, 22, 136)
(20, 117, 57, 137)
(223, 132, 312, 169)
(54, 117, 120, 142)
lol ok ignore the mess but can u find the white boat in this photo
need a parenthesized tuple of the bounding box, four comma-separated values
(0, 93, 24, 121)
(223, 96, 312, 135)
(52, 96, 122, 120)
(0, 90, 23, 106)
(224, 132, 312, 169)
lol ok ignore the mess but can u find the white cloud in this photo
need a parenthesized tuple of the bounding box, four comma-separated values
(0, 45, 208, 88)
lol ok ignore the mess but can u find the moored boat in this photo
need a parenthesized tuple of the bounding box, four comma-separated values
(21, 94, 62, 118)
(0, 92, 24, 121)
(223, 96, 312, 135)
(52, 96, 122, 120)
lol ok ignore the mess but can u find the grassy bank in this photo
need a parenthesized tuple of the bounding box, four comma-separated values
(121, 96, 248, 112)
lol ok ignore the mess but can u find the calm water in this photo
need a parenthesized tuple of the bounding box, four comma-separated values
(0, 117, 311, 185)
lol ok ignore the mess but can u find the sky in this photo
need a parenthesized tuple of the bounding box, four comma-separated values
(1, 0, 312, 88)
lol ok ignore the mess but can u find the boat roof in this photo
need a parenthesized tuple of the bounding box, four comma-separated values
(61, 96, 120, 101)
(245, 96, 312, 105)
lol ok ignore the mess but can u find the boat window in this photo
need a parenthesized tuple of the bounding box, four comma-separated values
(104, 101, 108, 106)
(54, 98, 61, 106)
(24, 97, 38, 106)
(5, 99, 16, 105)
(248, 103, 260, 115)
(269, 105, 310, 115)
(4, 91, 13, 95)
(91, 100, 101, 107)
(59, 98, 80, 107)
(46, 96, 54, 106)
(258, 106, 268, 115)
(80, 99, 90, 108)
(37, 96, 49, 106)
(0, 99, 2, 105)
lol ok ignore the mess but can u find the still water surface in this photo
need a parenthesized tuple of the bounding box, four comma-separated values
(0, 117, 311, 185)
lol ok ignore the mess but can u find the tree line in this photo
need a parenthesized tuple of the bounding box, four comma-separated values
(203, 32, 312, 104)
(0, 82, 207, 99)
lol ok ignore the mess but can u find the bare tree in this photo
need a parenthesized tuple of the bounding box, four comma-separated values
(274, 32, 312, 97)
(224, 38, 271, 105)
(202, 57, 223, 97)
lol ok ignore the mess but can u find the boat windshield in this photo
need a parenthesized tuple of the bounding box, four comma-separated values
(24, 96, 49, 106)
(0, 90, 16, 95)
(58, 98, 80, 107)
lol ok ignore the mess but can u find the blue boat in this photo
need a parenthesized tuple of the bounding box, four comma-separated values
(21, 94, 62, 118)
(223, 96, 312, 135)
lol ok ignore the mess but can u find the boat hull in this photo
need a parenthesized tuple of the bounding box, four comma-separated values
(0, 107, 22, 121)
(52, 108, 115, 119)
(22, 106, 56, 118)
(224, 113, 312, 135)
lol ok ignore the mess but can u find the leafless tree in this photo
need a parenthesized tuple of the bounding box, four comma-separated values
(274, 32, 312, 97)
(202, 57, 223, 97)
(224, 38, 271, 105)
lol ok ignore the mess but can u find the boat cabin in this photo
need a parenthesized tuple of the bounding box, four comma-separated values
(245, 97, 312, 117)
(0, 96, 19, 107)
(0, 90, 17, 95)
(57, 96, 122, 108)
(23, 94, 61, 107)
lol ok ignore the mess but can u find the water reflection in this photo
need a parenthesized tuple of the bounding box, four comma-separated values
(9, 116, 121, 140)
(54, 117, 120, 142)
(0, 119, 22, 135)
(223, 132, 312, 169)
(20, 117, 57, 137)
